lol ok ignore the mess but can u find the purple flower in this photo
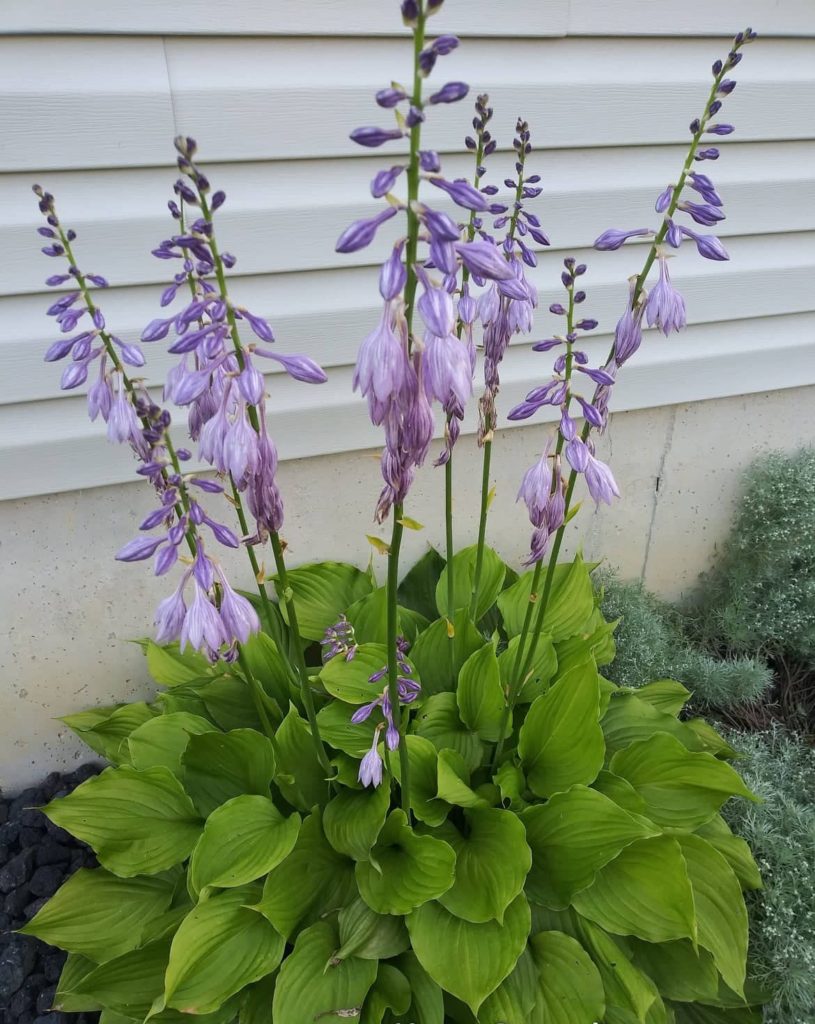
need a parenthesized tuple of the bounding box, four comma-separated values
(353, 305, 408, 424)
(679, 200, 726, 227)
(682, 226, 729, 261)
(430, 177, 489, 212)
(419, 150, 441, 173)
(258, 350, 328, 384)
(180, 582, 227, 656)
(336, 206, 399, 254)
(379, 244, 407, 301)
(154, 580, 188, 644)
(216, 568, 260, 644)
(454, 240, 513, 279)
(429, 81, 469, 105)
(371, 165, 404, 198)
(116, 535, 165, 562)
(646, 258, 687, 336)
(517, 450, 552, 529)
(594, 227, 652, 251)
(423, 332, 473, 408)
(565, 437, 589, 473)
(613, 294, 645, 367)
(420, 207, 461, 243)
(350, 126, 405, 148)
(585, 453, 621, 506)
(358, 729, 384, 788)
(376, 87, 406, 108)
(655, 185, 674, 213)
(417, 279, 455, 338)
(107, 375, 143, 449)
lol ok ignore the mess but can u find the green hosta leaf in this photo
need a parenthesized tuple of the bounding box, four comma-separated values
(494, 760, 529, 811)
(127, 713, 217, 775)
(317, 699, 378, 758)
(42, 766, 201, 876)
(436, 748, 488, 809)
(347, 587, 388, 644)
(695, 815, 762, 890)
(572, 915, 661, 1024)
(239, 631, 293, 713)
(497, 633, 558, 704)
(323, 783, 390, 861)
(457, 643, 505, 742)
(398, 604, 430, 644)
(72, 938, 170, 1017)
(146, 642, 210, 687)
(21, 868, 176, 963)
(592, 769, 649, 816)
(410, 611, 484, 696)
(361, 963, 412, 1024)
(676, 834, 748, 996)
(188, 795, 300, 897)
(182, 729, 276, 817)
(498, 556, 594, 640)
(582, 607, 618, 667)
(683, 719, 740, 760)
(528, 930, 606, 1024)
(395, 951, 444, 1024)
(436, 544, 506, 620)
(436, 807, 531, 923)
(413, 692, 484, 772)
(356, 809, 456, 915)
(61, 703, 157, 765)
(609, 733, 758, 831)
(390, 734, 451, 826)
(398, 547, 446, 622)
(198, 675, 263, 732)
(330, 751, 366, 789)
(518, 663, 604, 798)
(407, 893, 530, 1014)
(572, 836, 696, 944)
(155, 686, 211, 720)
(633, 680, 691, 717)
(479, 948, 539, 1024)
(601, 692, 705, 757)
(279, 561, 373, 640)
(669, 1003, 762, 1023)
(273, 919, 377, 1022)
(162, 886, 283, 1015)
(320, 643, 392, 704)
(254, 809, 356, 939)
(629, 939, 721, 1004)
(336, 898, 411, 960)
(53, 954, 102, 1013)
(239, 974, 276, 1024)
(522, 785, 659, 909)
(274, 705, 330, 810)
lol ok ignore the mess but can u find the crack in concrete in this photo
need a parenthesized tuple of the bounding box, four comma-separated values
(640, 405, 677, 582)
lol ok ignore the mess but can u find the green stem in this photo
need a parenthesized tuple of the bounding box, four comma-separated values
(469, 148, 528, 615)
(510, 58, 735, 691)
(269, 531, 332, 773)
(444, 455, 455, 671)
(387, 505, 411, 814)
(196, 192, 330, 772)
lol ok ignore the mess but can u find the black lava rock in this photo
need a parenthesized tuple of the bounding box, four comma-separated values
(0, 933, 37, 1001)
(35, 842, 71, 868)
(5, 883, 32, 920)
(28, 866, 63, 899)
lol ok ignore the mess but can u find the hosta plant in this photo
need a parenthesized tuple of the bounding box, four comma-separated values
(21, 2, 764, 1022)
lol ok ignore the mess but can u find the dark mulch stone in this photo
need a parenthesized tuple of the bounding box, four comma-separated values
(1, 763, 102, 1022)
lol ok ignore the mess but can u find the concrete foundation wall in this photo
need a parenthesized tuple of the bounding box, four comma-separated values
(2, 384, 813, 788)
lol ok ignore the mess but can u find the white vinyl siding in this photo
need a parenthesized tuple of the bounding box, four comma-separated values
(1, 1, 813, 500)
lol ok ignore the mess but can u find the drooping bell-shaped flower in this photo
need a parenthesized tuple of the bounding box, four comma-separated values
(645, 257, 687, 336)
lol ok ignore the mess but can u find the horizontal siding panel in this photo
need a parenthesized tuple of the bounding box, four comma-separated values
(3, 232, 814, 406)
(2, 37, 812, 170)
(2, 0, 812, 38)
(0, 38, 175, 173)
(568, 1, 815, 37)
(5, 140, 813, 295)
(2, 311, 813, 500)
(0, 1, 569, 37)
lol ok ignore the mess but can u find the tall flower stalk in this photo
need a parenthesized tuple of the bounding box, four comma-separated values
(497, 27, 757, 751)
(144, 137, 332, 772)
